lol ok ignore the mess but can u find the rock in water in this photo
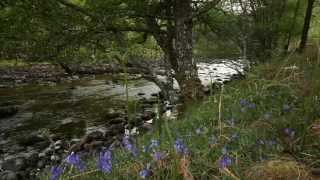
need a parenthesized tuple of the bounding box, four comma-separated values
(2, 157, 26, 171)
(0, 170, 18, 180)
(60, 117, 76, 125)
(0, 106, 18, 119)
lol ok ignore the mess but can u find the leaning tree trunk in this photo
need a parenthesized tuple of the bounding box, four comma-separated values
(298, 0, 315, 52)
(173, 0, 204, 103)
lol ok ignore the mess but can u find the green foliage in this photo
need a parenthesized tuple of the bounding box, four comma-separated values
(194, 28, 240, 58)
(0, 0, 317, 65)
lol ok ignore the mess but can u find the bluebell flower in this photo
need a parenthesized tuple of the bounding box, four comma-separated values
(239, 99, 248, 107)
(266, 139, 277, 147)
(248, 103, 256, 109)
(219, 155, 232, 169)
(122, 135, 139, 157)
(139, 167, 152, 179)
(284, 128, 295, 139)
(50, 166, 64, 180)
(149, 139, 160, 150)
(153, 151, 165, 161)
(143, 139, 160, 153)
(174, 138, 189, 156)
(65, 152, 86, 171)
(97, 150, 112, 173)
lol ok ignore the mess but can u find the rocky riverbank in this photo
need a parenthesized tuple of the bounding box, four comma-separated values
(0, 65, 166, 179)
(0, 96, 168, 180)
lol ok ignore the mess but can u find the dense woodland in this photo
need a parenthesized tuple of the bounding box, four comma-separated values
(0, 0, 320, 180)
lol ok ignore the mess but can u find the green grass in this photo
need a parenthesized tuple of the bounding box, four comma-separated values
(0, 59, 28, 67)
(40, 48, 320, 180)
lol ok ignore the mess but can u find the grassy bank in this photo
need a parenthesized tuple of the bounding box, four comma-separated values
(41, 46, 320, 180)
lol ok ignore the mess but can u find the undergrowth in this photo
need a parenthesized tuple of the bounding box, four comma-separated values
(40, 47, 320, 180)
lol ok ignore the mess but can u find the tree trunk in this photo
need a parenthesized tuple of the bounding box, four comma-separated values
(145, 0, 204, 104)
(284, 0, 301, 53)
(298, 0, 315, 52)
(173, 0, 204, 103)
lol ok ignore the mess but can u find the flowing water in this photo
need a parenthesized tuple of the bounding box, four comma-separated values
(0, 75, 160, 153)
(0, 59, 246, 156)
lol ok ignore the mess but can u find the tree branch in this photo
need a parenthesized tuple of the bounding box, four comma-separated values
(192, 0, 222, 18)
(56, 0, 95, 18)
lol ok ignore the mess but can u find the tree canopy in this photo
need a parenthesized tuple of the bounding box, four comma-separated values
(0, 0, 318, 102)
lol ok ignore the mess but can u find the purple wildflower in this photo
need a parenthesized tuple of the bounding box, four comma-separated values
(97, 150, 112, 173)
(266, 139, 277, 147)
(50, 166, 64, 180)
(239, 99, 248, 106)
(153, 151, 165, 161)
(139, 167, 152, 179)
(219, 155, 232, 169)
(65, 152, 86, 171)
(174, 138, 189, 156)
(122, 135, 139, 157)
(149, 139, 160, 150)
(143, 139, 160, 153)
(284, 128, 295, 139)
(248, 103, 256, 109)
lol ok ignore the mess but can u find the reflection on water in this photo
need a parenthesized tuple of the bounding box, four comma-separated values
(0, 59, 245, 143)
(0, 75, 160, 139)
